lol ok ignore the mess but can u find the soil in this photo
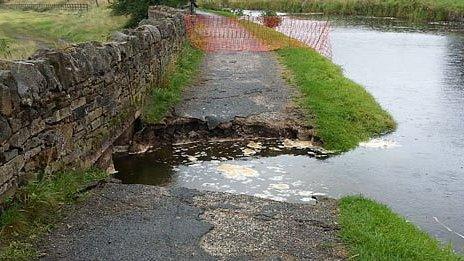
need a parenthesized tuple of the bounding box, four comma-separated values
(37, 18, 346, 260)
(132, 51, 319, 150)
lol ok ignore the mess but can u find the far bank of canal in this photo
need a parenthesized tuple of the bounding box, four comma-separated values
(115, 16, 464, 251)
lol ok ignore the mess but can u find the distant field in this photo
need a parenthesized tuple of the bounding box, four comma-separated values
(2, 0, 103, 5)
(199, 0, 464, 22)
(0, 7, 127, 59)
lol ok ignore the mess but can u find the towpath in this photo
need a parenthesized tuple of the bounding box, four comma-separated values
(38, 14, 345, 260)
(172, 51, 313, 138)
(39, 183, 345, 260)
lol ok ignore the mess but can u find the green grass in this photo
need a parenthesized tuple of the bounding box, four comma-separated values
(0, 169, 109, 259)
(204, 9, 395, 151)
(277, 47, 395, 151)
(143, 43, 204, 123)
(0, 7, 128, 59)
(4, 0, 102, 4)
(339, 196, 463, 260)
(199, 0, 464, 22)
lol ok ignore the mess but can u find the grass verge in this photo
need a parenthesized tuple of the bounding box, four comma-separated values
(143, 43, 204, 123)
(339, 196, 463, 260)
(0, 7, 128, 59)
(199, 0, 464, 22)
(277, 47, 395, 151)
(232, 14, 395, 151)
(0, 169, 109, 259)
(3, 0, 101, 4)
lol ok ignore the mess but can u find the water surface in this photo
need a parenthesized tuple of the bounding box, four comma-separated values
(115, 17, 464, 251)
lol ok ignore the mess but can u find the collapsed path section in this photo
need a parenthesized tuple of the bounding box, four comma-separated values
(175, 52, 292, 123)
(38, 183, 346, 260)
(132, 13, 321, 147)
(135, 51, 317, 146)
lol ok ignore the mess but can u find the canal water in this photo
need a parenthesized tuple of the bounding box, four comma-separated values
(114, 16, 464, 251)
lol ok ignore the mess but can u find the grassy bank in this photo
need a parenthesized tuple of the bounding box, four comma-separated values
(278, 47, 395, 151)
(199, 0, 464, 22)
(0, 169, 109, 259)
(0, 7, 127, 59)
(3, 0, 100, 4)
(143, 43, 204, 123)
(232, 15, 395, 151)
(339, 196, 463, 260)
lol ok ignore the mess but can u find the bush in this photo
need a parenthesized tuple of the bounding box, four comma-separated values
(261, 10, 277, 17)
(112, 0, 188, 27)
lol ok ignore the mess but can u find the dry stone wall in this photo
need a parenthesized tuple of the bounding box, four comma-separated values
(0, 6, 186, 199)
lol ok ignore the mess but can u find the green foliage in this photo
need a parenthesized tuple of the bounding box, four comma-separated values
(277, 47, 395, 151)
(339, 196, 463, 260)
(0, 38, 11, 58)
(210, 9, 394, 151)
(199, 0, 464, 22)
(0, 169, 109, 259)
(111, 0, 188, 27)
(233, 8, 243, 16)
(0, 8, 128, 59)
(261, 9, 277, 17)
(143, 43, 204, 123)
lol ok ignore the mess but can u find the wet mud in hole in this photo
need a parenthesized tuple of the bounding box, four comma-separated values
(127, 114, 321, 152)
(114, 137, 332, 204)
(113, 50, 329, 204)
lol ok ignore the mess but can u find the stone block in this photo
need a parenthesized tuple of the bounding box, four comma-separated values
(71, 97, 87, 110)
(3, 148, 19, 162)
(42, 51, 78, 90)
(0, 155, 25, 185)
(87, 107, 103, 123)
(0, 115, 12, 144)
(33, 59, 63, 92)
(25, 146, 42, 160)
(0, 6, 187, 200)
(46, 107, 71, 124)
(10, 61, 47, 106)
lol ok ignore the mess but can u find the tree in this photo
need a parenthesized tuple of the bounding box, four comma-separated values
(112, 0, 188, 27)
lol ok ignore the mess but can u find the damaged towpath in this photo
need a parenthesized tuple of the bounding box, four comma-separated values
(138, 51, 316, 143)
(39, 183, 346, 260)
(38, 52, 345, 259)
(39, 29, 343, 259)
(176, 52, 307, 130)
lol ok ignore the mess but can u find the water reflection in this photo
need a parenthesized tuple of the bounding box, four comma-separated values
(114, 140, 329, 203)
(114, 17, 464, 252)
(328, 20, 464, 252)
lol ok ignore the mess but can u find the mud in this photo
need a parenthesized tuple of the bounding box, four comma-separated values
(129, 51, 319, 153)
(38, 42, 342, 260)
(131, 114, 318, 149)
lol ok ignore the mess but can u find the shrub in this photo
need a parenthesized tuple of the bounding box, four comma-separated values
(112, 0, 188, 27)
(261, 9, 277, 17)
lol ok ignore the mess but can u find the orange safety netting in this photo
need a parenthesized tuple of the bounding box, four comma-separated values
(184, 14, 332, 58)
(185, 15, 270, 52)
